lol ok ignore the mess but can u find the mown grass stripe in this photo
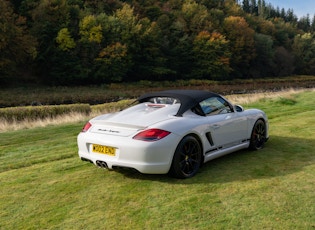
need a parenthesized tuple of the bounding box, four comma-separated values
(0, 90, 314, 229)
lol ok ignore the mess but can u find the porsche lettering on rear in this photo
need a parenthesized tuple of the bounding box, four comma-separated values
(97, 129, 120, 133)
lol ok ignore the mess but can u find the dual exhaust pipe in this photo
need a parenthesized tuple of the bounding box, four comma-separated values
(96, 160, 108, 169)
(80, 157, 108, 169)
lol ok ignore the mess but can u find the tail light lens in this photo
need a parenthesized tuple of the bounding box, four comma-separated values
(133, 129, 171, 142)
(81, 122, 92, 132)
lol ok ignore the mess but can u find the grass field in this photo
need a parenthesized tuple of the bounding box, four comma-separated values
(0, 90, 314, 229)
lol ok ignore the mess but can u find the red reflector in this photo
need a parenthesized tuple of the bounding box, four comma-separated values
(133, 129, 171, 141)
(81, 122, 92, 132)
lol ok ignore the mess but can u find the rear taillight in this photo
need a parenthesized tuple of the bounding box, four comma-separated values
(81, 122, 92, 132)
(133, 129, 171, 142)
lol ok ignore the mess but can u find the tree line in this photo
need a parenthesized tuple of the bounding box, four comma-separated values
(1, 0, 315, 86)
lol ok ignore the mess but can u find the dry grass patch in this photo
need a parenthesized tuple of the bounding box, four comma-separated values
(225, 88, 312, 105)
(1, 89, 313, 133)
(0, 112, 87, 132)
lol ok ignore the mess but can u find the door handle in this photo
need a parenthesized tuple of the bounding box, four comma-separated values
(212, 124, 220, 130)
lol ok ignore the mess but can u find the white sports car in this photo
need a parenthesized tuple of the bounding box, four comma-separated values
(77, 90, 268, 178)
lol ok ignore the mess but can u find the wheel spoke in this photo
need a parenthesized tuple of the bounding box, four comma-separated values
(179, 151, 186, 158)
(190, 158, 198, 164)
(179, 141, 199, 174)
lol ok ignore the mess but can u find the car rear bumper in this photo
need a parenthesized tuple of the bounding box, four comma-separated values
(79, 153, 172, 174)
(77, 132, 180, 174)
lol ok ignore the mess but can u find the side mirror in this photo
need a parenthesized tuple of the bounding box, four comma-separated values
(235, 105, 244, 112)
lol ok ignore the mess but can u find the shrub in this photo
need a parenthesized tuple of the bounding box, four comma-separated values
(91, 99, 133, 114)
(0, 104, 91, 122)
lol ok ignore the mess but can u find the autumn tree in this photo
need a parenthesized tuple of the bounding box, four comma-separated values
(106, 4, 169, 81)
(94, 42, 130, 82)
(56, 28, 76, 51)
(181, 0, 211, 34)
(223, 16, 255, 77)
(165, 0, 213, 79)
(1, 0, 314, 85)
(192, 31, 231, 79)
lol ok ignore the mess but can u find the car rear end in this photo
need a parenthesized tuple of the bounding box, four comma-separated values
(77, 103, 182, 174)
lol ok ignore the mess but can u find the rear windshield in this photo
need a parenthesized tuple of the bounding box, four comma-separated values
(147, 97, 180, 105)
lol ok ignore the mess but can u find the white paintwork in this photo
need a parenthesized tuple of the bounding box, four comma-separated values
(77, 98, 268, 174)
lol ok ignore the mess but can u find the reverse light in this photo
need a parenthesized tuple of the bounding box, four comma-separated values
(133, 129, 171, 142)
(81, 122, 92, 132)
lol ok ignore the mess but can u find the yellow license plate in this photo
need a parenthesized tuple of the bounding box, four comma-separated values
(92, 144, 116, 156)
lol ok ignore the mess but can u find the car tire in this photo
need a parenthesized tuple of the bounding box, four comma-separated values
(169, 135, 202, 179)
(249, 119, 266, 150)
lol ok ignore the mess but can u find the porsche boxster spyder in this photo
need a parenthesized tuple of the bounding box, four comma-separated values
(77, 90, 268, 178)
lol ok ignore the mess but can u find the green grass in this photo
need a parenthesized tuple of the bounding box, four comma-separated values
(0, 91, 314, 229)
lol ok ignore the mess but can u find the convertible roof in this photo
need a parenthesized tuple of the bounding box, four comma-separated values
(138, 90, 220, 116)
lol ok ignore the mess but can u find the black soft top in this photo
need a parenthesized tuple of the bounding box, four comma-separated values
(138, 90, 221, 116)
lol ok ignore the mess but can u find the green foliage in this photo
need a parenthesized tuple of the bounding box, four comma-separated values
(0, 0, 37, 82)
(292, 33, 315, 75)
(79, 15, 103, 43)
(94, 42, 130, 82)
(250, 33, 274, 78)
(192, 31, 231, 79)
(223, 16, 256, 77)
(1, 0, 315, 85)
(91, 99, 133, 114)
(273, 46, 295, 77)
(0, 104, 90, 122)
(30, 0, 74, 84)
(181, 0, 211, 34)
(56, 28, 76, 51)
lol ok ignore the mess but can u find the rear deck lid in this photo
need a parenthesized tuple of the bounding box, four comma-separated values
(89, 103, 180, 136)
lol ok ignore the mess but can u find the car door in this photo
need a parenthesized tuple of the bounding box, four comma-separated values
(208, 112, 248, 148)
(200, 97, 248, 148)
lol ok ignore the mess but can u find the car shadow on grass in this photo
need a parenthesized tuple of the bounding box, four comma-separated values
(109, 135, 315, 183)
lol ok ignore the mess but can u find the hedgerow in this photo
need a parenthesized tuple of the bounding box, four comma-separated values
(91, 99, 133, 114)
(0, 77, 314, 108)
(0, 104, 91, 122)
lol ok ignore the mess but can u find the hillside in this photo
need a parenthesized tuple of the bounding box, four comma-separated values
(1, 0, 315, 86)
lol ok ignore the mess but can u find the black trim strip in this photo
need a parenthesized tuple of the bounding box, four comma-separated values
(205, 146, 223, 154)
(206, 148, 218, 154)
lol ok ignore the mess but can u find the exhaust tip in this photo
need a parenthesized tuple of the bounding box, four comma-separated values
(96, 160, 108, 169)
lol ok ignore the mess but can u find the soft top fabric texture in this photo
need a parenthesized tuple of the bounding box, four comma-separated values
(138, 90, 220, 116)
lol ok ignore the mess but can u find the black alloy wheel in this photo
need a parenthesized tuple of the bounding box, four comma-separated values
(170, 135, 202, 179)
(250, 120, 266, 150)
